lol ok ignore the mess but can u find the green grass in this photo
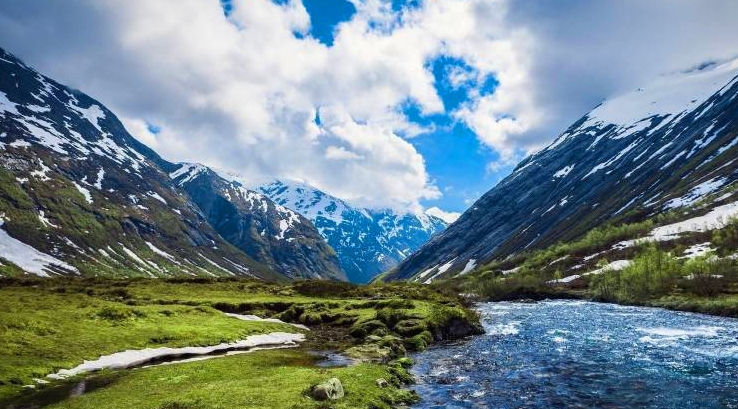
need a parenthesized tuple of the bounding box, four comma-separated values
(0, 285, 294, 400)
(0, 278, 480, 407)
(648, 293, 738, 317)
(42, 349, 414, 409)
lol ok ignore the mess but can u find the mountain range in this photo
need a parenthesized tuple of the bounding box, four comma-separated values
(0, 47, 446, 282)
(259, 180, 447, 283)
(387, 59, 738, 282)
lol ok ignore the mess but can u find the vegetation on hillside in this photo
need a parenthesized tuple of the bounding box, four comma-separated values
(447, 190, 738, 317)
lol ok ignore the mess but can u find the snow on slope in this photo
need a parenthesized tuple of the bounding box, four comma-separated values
(0, 217, 78, 277)
(588, 59, 738, 128)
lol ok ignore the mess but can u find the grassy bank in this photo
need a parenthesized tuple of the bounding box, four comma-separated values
(446, 203, 738, 317)
(448, 244, 738, 318)
(0, 278, 482, 408)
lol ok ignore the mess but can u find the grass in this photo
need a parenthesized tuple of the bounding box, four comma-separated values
(0, 277, 481, 408)
(0, 284, 293, 401)
(41, 349, 414, 409)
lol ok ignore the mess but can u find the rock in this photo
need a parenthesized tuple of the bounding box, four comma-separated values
(365, 335, 383, 343)
(432, 318, 485, 341)
(375, 378, 388, 388)
(311, 378, 344, 401)
(345, 344, 392, 362)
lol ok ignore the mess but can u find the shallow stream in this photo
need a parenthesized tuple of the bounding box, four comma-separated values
(411, 300, 738, 408)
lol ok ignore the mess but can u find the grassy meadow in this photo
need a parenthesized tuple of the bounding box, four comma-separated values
(0, 277, 481, 409)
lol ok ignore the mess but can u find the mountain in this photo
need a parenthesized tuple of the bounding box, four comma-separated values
(0, 47, 337, 280)
(170, 164, 345, 280)
(388, 58, 738, 281)
(259, 180, 448, 283)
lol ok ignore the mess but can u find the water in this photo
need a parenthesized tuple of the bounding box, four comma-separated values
(411, 300, 738, 409)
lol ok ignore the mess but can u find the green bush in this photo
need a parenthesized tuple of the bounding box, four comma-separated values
(590, 245, 681, 302)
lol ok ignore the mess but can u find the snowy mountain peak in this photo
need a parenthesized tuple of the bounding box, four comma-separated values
(259, 180, 351, 225)
(258, 179, 448, 283)
(547, 58, 738, 152)
(590, 58, 738, 127)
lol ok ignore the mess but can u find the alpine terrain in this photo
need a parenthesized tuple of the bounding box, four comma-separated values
(260, 180, 448, 283)
(0, 47, 342, 280)
(388, 58, 738, 282)
(170, 164, 345, 280)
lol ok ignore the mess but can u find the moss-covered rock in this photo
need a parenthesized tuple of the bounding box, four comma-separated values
(349, 319, 389, 339)
(404, 330, 433, 351)
(345, 344, 392, 362)
(311, 377, 344, 401)
(393, 319, 427, 336)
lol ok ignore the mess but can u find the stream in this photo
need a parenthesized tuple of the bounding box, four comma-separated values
(411, 300, 738, 408)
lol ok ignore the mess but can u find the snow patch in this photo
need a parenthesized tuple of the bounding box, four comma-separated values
(145, 242, 179, 264)
(0, 216, 78, 276)
(48, 332, 305, 379)
(457, 259, 477, 276)
(93, 168, 105, 190)
(553, 165, 574, 178)
(72, 182, 93, 204)
(147, 191, 167, 205)
(681, 242, 715, 259)
(225, 313, 309, 331)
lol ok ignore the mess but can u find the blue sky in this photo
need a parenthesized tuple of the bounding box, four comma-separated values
(254, 0, 513, 212)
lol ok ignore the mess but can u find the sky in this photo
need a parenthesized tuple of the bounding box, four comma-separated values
(0, 0, 737, 219)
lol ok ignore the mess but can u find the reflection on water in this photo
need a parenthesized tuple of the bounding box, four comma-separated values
(412, 300, 738, 409)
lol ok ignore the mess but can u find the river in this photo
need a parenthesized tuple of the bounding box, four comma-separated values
(411, 300, 738, 408)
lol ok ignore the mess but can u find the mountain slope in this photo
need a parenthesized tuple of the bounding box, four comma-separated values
(0, 47, 285, 279)
(0, 47, 345, 281)
(259, 180, 447, 283)
(389, 59, 738, 281)
(170, 164, 345, 280)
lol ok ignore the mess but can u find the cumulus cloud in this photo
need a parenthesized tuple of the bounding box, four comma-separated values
(0, 0, 736, 212)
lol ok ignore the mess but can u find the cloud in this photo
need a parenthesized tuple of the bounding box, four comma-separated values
(425, 206, 461, 224)
(0, 0, 736, 212)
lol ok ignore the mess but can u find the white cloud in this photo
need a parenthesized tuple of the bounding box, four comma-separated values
(1, 0, 736, 211)
(324, 146, 364, 161)
(425, 206, 461, 224)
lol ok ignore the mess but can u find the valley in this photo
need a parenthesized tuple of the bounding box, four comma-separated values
(0, 3, 737, 408)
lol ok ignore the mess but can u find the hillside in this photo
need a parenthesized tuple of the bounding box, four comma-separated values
(0, 47, 339, 280)
(171, 164, 345, 280)
(389, 59, 738, 282)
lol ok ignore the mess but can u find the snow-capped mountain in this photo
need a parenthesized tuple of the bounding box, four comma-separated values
(388, 58, 738, 281)
(0, 47, 337, 280)
(259, 180, 448, 283)
(170, 164, 345, 281)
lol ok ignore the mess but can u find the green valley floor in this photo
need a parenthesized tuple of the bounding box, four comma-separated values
(0, 278, 482, 409)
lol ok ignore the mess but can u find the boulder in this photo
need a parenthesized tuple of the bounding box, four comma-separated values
(375, 378, 388, 388)
(311, 378, 344, 401)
